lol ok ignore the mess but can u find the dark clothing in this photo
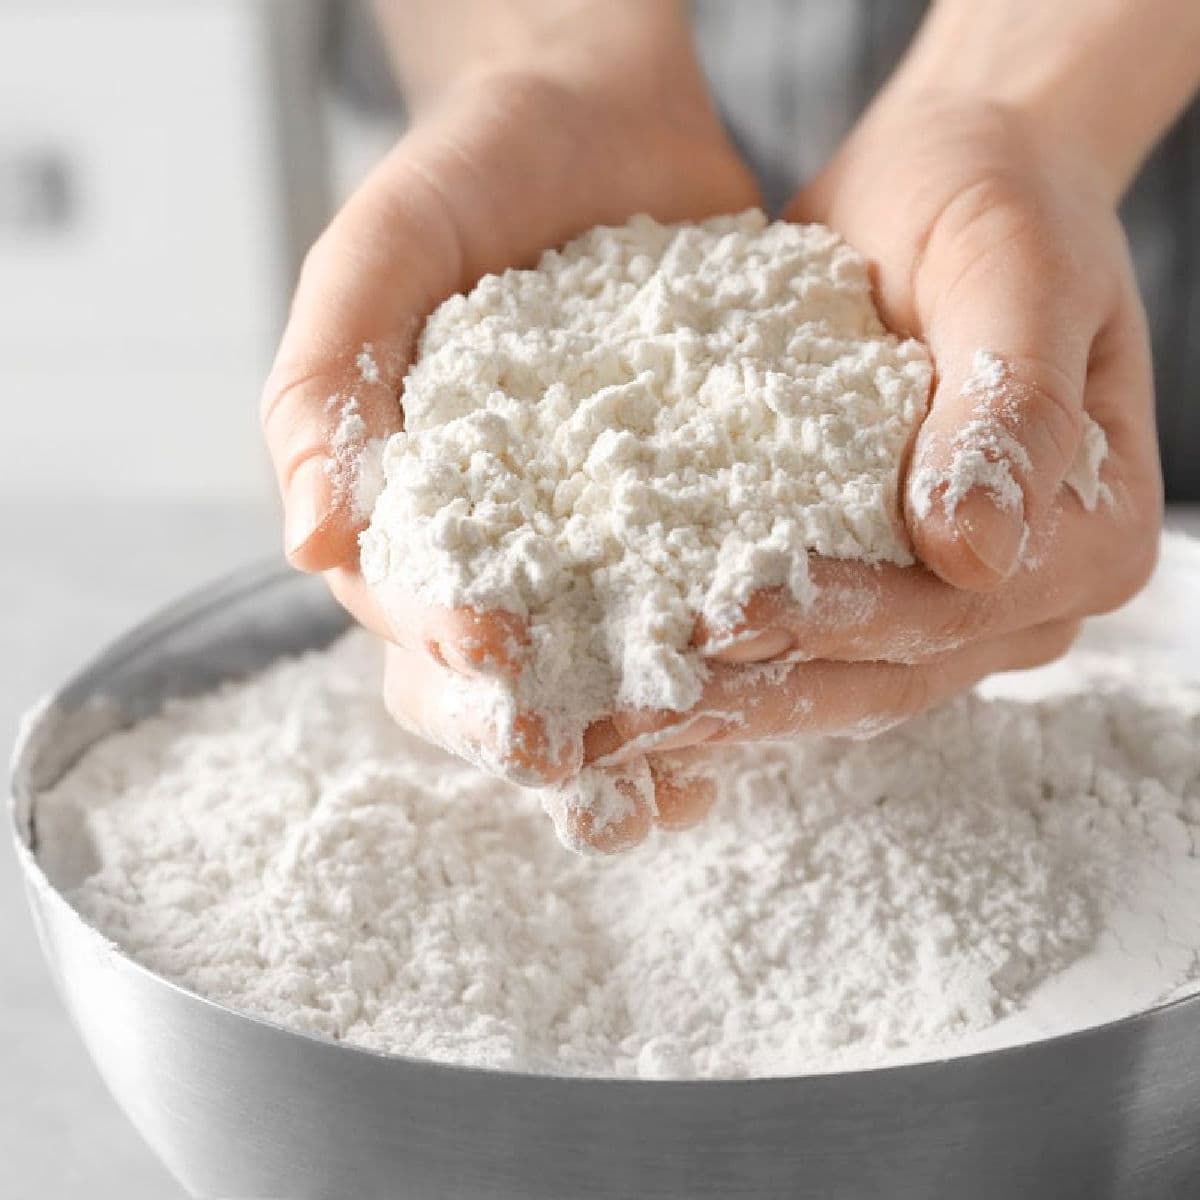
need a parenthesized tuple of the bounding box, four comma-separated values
(692, 0, 1200, 498)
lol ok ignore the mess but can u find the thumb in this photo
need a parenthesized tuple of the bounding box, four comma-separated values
(261, 144, 463, 571)
(905, 257, 1095, 591)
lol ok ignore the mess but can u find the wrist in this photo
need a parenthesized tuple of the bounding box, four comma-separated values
(375, 0, 692, 115)
(891, 0, 1200, 205)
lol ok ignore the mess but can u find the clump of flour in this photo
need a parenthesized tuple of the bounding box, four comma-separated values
(34, 592, 1200, 1078)
(360, 210, 933, 782)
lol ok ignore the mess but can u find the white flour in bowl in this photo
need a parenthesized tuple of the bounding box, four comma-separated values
(34, 541, 1200, 1079)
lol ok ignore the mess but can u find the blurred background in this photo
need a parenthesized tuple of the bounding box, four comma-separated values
(1, 3, 402, 1195)
(3, 0, 1197, 515)
(0, 0, 402, 509)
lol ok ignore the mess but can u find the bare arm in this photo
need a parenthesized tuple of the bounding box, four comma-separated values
(372, 0, 696, 113)
(897, 0, 1200, 201)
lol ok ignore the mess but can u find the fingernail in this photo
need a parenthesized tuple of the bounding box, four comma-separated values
(954, 488, 1025, 580)
(597, 715, 728, 767)
(644, 715, 728, 753)
(284, 457, 335, 559)
(707, 628, 793, 662)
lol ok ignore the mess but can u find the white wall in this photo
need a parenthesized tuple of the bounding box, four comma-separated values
(0, 0, 327, 504)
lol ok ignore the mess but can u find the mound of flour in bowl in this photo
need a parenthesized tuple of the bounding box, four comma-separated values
(34, 549, 1200, 1078)
(360, 210, 933, 774)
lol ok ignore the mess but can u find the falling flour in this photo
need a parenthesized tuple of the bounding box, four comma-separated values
(32, 540, 1200, 1078)
(360, 210, 933, 785)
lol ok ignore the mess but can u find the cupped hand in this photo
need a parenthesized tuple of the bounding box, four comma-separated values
(561, 85, 1167, 848)
(792, 89, 1163, 588)
(266, 62, 1164, 853)
(261, 36, 761, 845)
(672, 87, 1163, 746)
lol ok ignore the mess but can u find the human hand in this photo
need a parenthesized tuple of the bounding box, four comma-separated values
(564, 86, 1166, 849)
(264, 4, 1168, 855)
(260, 2, 760, 845)
(658, 75, 1164, 765)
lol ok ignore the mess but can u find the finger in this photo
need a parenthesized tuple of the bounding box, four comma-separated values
(694, 507, 1139, 669)
(903, 214, 1111, 591)
(1028, 273, 1162, 613)
(697, 335, 1149, 672)
(695, 552, 1072, 667)
(323, 567, 397, 643)
(541, 759, 656, 856)
(545, 747, 722, 854)
(647, 750, 719, 832)
(327, 569, 527, 679)
(622, 619, 1080, 746)
(582, 710, 728, 766)
(382, 644, 574, 785)
(790, 173, 1112, 591)
(715, 619, 1080, 741)
(552, 621, 1077, 854)
(262, 141, 465, 572)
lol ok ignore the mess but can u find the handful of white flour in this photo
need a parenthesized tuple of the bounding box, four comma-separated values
(360, 211, 933, 797)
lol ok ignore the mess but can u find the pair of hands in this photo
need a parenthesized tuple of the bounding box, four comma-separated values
(260, 20, 1162, 847)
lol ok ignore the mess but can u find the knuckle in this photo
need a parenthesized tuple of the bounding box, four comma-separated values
(920, 176, 1041, 298)
(928, 168, 1075, 289)
(937, 174, 1031, 246)
(1022, 372, 1083, 474)
(497, 714, 573, 786)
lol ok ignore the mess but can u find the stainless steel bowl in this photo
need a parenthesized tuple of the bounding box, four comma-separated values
(11, 558, 1200, 1199)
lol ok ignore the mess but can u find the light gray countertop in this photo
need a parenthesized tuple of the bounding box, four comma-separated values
(3, 498, 1197, 1197)
(2, 497, 277, 1199)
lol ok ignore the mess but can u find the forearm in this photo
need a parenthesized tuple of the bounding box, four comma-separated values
(373, 0, 691, 111)
(894, 0, 1200, 201)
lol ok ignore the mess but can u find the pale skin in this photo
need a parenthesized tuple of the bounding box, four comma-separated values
(262, 0, 1198, 850)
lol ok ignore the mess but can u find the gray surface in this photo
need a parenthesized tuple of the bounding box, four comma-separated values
(1, 497, 276, 1199)
(3, 501, 1200, 1197)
